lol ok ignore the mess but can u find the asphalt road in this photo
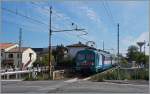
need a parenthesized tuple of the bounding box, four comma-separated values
(1, 79, 149, 93)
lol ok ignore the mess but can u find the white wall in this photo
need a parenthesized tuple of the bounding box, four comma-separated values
(5, 44, 18, 51)
(67, 47, 86, 58)
(22, 48, 37, 68)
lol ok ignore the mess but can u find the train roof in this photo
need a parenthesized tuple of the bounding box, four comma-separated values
(83, 48, 114, 56)
(85, 48, 110, 54)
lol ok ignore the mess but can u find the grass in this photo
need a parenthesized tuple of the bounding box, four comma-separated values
(90, 68, 149, 81)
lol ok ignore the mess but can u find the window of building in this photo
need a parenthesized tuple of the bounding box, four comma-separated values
(1, 53, 3, 57)
(17, 54, 20, 58)
(29, 53, 33, 57)
(8, 54, 13, 58)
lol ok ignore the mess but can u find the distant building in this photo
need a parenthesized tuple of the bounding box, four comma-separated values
(32, 46, 56, 66)
(66, 42, 97, 58)
(0, 43, 37, 70)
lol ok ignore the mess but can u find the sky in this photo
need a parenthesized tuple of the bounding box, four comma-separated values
(1, 0, 149, 55)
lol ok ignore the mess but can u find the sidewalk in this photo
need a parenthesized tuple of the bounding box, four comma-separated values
(104, 80, 149, 85)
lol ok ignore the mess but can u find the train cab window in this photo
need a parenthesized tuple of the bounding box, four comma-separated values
(77, 54, 85, 61)
(86, 54, 94, 60)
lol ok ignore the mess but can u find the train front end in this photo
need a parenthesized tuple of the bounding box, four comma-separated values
(75, 49, 96, 73)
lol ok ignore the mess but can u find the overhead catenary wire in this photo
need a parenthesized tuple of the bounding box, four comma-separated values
(3, 19, 74, 44)
(2, 7, 71, 32)
(2, 7, 48, 26)
(29, 2, 94, 43)
(30, 2, 88, 35)
(105, 0, 116, 25)
(2, 2, 92, 45)
(2, 5, 86, 44)
(102, 0, 116, 26)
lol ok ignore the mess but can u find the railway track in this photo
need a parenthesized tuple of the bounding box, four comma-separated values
(74, 66, 118, 81)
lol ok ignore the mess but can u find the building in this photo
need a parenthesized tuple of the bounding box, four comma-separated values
(66, 42, 97, 58)
(0, 43, 37, 70)
(32, 46, 56, 63)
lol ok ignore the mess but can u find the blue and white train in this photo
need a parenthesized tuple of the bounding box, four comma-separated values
(75, 48, 117, 73)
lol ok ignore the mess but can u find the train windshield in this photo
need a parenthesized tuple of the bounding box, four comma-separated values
(77, 53, 94, 61)
(86, 54, 94, 60)
(77, 54, 85, 61)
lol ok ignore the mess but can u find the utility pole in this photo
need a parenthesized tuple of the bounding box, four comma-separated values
(48, 6, 86, 79)
(103, 40, 104, 51)
(117, 24, 119, 62)
(19, 28, 22, 70)
(144, 40, 146, 67)
(117, 23, 120, 80)
(49, 6, 52, 79)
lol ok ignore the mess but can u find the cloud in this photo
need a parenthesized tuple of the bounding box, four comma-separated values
(122, 32, 149, 46)
(122, 35, 135, 46)
(136, 32, 149, 42)
(79, 6, 101, 23)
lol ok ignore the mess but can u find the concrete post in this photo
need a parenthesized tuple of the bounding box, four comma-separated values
(53, 71, 55, 80)
(16, 73, 18, 79)
(7, 74, 9, 79)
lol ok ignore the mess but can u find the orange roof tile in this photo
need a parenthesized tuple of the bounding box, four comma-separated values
(0, 43, 16, 49)
(7, 47, 29, 53)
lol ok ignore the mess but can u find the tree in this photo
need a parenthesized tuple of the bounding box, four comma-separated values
(42, 54, 54, 66)
(52, 44, 68, 67)
(126, 45, 139, 62)
(126, 45, 148, 67)
(119, 54, 128, 67)
(33, 54, 54, 67)
(136, 52, 149, 67)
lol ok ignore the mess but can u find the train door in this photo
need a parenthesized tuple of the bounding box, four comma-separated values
(98, 54, 103, 67)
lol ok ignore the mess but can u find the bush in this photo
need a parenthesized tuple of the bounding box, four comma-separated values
(91, 74, 104, 82)
(23, 72, 52, 81)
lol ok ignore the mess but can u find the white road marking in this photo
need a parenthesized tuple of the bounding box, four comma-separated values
(82, 77, 91, 81)
(1, 79, 23, 81)
(104, 82, 148, 87)
(64, 78, 78, 83)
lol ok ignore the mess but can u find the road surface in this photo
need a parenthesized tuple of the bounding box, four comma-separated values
(1, 79, 149, 93)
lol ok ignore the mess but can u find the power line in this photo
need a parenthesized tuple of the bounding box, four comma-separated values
(29, 2, 90, 43)
(30, 2, 86, 33)
(2, 7, 67, 32)
(2, 4, 88, 43)
(105, 0, 116, 25)
(2, 7, 48, 26)
(2, 18, 86, 44)
(102, 0, 116, 26)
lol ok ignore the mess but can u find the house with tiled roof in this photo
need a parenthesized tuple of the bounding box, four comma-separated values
(0, 43, 18, 51)
(66, 42, 97, 58)
(0, 43, 37, 70)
